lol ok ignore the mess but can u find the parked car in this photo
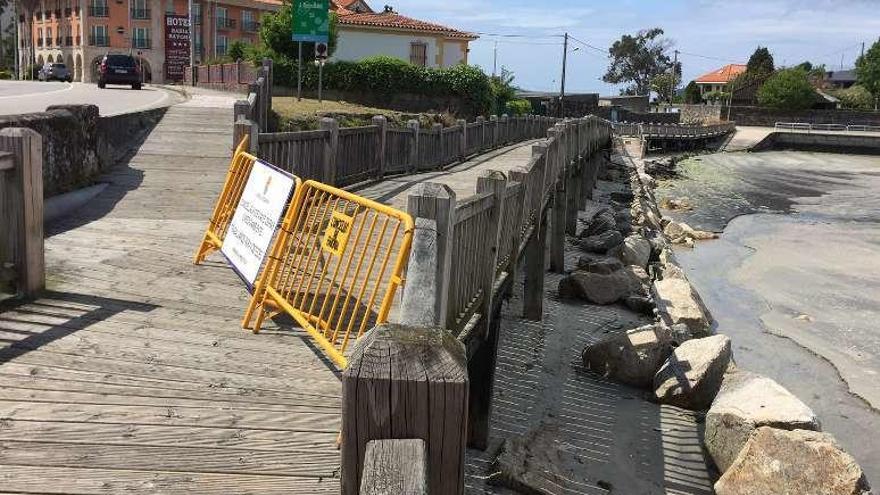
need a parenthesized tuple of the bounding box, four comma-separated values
(97, 54, 142, 90)
(38, 63, 72, 82)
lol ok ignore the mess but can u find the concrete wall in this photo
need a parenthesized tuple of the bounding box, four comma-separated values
(334, 29, 462, 68)
(725, 106, 880, 126)
(752, 132, 880, 155)
(590, 107, 680, 124)
(0, 104, 165, 197)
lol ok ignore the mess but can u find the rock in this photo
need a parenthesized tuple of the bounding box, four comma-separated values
(653, 276, 711, 336)
(654, 335, 732, 410)
(619, 235, 652, 269)
(664, 220, 718, 244)
(610, 191, 635, 203)
(659, 196, 693, 211)
(579, 230, 623, 254)
(557, 269, 643, 305)
(624, 295, 655, 316)
(576, 256, 623, 275)
(668, 323, 693, 344)
(581, 210, 616, 238)
(706, 370, 821, 473)
(582, 324, 674, 388)
(715, 427, 871, 495)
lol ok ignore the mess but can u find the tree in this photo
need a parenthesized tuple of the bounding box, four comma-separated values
(747, 47, 775, 76)
(227, 40, 248, 61)
(855, 39, 880, 109)
(489, 66, 517, 115)
(757, 68, 816, 110)
(651, 72, 680, 102)
(683, 81, 701, 104)
(603, 28, 678, 96)
(259, 3, 338, 62)
(836, 85, 874, 110)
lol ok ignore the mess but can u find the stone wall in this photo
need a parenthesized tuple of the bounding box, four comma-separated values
(724, 106, 880, 126)
(0, 104, 165, 197)
(751, 131, 880, 155)
(677, 104, 723, 124)
(590, 107, 680, 124)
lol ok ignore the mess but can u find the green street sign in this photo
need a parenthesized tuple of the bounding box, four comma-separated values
(292, 0, 329, 43)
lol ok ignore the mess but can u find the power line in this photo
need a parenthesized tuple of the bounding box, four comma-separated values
(567, 35, 606, 54)
(676, 50, 742, 64)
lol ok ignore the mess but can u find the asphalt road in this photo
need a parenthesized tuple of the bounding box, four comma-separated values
(0, 81, 183, 116)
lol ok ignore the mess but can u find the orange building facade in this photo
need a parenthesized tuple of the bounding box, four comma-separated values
(19, 0, 280, 83)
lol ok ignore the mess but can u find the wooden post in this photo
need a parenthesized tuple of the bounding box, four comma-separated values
(407, 119, 420, 172)
(523, 208, 546, 321)
(405, 183, 456, 328)
(490, 115, 499, 147)
(320, 117, 339, 185)
(342, 324, 468, 495)
(468, 170, 506, 450)
(547, 129, 567, 274)
(373, 115, 387, 179)
(457, 118, 467, 160)
(360, 440, 428, 495)
(262, 58, 273, 114)
(506, 166, 528, 296)
(0, 128, 44, 297)
(476, 116, 485, 152)
(432, 123, 443, 169)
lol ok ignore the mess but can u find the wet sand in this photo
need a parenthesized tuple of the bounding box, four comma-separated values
(657, 150, 880, 484)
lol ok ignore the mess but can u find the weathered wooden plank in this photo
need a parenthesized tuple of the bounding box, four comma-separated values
(0, 420, 338, 452)
(0, 465, 340, 494)
(0, 441, 339, 477)
(360, 439, 428, 495)
(0, 401, 340, 432)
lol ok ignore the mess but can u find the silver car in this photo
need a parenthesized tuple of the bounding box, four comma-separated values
(38, 63, 73, 82)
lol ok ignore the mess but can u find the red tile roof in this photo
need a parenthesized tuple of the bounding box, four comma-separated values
(336, 11, 477, 39)
(695, 64, 747, 84)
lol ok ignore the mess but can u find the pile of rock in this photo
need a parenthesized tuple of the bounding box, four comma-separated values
(576, 148, 872, 494)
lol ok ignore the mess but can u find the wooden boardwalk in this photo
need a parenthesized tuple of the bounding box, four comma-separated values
(0, 93, 342, 494)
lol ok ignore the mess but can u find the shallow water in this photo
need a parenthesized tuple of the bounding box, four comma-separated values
(658, 150, 880, 484)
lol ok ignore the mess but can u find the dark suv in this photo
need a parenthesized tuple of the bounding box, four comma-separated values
(97, 54, 142, 89)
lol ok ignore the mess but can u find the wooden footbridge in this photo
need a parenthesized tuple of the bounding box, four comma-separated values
(1, 76, 618, 494)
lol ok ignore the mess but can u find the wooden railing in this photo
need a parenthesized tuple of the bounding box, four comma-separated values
(340, 116, 613, 495)
(0, 128, 44, 298)
(236, 114, 560, 189)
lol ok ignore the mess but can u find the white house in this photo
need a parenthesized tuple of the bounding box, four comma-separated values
(332, 1, 477, 68)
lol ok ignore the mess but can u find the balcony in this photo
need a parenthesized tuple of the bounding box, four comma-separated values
(131, 8, 150, 20)
(241, 20, 260, 32)
(89, 35, 109, 47)
(216, 17, 236, 30)
(133, 38, 151, 49)
(88, 6, 109, 17)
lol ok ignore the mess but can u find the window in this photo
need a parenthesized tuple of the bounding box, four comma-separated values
(90, 24, 108, 46)
(133, 27, 150, 48)
(131, 0, 149, 19)
(194, 29, 203, 55)
(410, 42, 427, 67)
(242, 10, 257, 31)
(193, 2, 201, 24)
(89, 0, 108, 17)
(166, 1, 175, 14)
(46, 27, 53, 46)
(216, 35, 227, 56)
(37, 28, 44, 47)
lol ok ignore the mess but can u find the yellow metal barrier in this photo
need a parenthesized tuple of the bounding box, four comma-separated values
(194, 136, 256, 264)
(242, 180, 414, 368)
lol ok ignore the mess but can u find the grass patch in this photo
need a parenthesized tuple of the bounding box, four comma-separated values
(271, 97, 458, 132)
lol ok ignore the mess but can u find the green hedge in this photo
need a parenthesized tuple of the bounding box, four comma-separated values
(271, 56, 496, 115)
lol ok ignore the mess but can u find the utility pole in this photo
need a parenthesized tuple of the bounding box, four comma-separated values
(862, 42, 866, 59)
(559, 32, 568, 118)
(492, 41, 497, 77)
(670, 49, 679, 105)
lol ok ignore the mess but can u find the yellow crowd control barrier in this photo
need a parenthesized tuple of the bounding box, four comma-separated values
(193, 136, 301, 267)
(193, 136, 256, 265)
(242, 180, 414, 368)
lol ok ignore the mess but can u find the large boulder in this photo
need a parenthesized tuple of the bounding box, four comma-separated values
(580, 210, 616, 238)
(706, 371, 821, 473)
(582, 324, 674, 388)
(579, 230, 624, 254)
(654, 335, 732, 410)
(653, 276, 711, 337)
(557, 269, 643, 305)
(576, 256, 624, 275)
(715, 427, 871, 495)
(619, 235, 652, 269)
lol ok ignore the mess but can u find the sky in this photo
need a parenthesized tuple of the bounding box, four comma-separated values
(388, 0, 880, 95)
